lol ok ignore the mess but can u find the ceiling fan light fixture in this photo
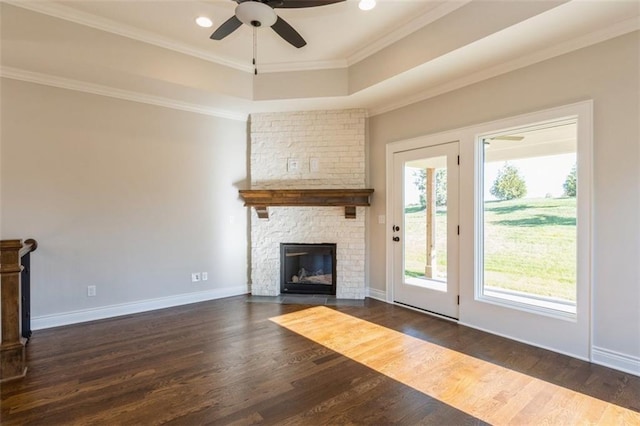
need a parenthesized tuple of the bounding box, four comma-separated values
(195, 16, 213, 28)
(359, 0, 376, 11)
(235, 2, 277, 28)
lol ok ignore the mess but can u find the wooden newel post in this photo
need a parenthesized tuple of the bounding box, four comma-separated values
(1, 239, 37, 382)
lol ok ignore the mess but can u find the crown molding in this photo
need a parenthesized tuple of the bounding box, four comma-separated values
(369, 16, 640, 117)
(3, 0, 467, 75)
(255, 1, 469, 73)
(0, 67, 248, 122)
(3, 0, 254, 74)
(346, 0, 472, 66)
(3, 14, 635, 120)
(257, 58, 348, 73)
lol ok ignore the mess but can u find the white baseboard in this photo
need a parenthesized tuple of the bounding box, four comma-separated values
(31, 286, 249, 330)
(592, 346, 640, 377)
(367, 287, 387, 302)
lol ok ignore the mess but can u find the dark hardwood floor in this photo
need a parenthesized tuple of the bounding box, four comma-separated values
(1, 295, 638, 425)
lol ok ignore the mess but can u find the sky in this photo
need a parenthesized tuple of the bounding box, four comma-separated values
(405, 152, 576, 205)
(484, 153, 576, 200)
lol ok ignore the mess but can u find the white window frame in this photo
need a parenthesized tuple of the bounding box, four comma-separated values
(461, 100, 592, 360)
(476, 117, 581, 321)
(387, 100, 593, 360)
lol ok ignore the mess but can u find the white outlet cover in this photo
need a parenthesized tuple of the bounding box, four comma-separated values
(191, 273, 201, 282)
(287, 158, 299, 172)
(202, 272, 208, 281)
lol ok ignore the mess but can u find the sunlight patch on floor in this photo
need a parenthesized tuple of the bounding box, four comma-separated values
(270, 306, 639, 424)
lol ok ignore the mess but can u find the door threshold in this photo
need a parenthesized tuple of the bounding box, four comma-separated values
(394, 301, 459, 322)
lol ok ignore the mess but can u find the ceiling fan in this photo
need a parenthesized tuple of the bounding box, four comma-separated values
(489, 135, 524, 142)
(487, 135, 525, 141)
(210, 0, 346, 48)
(483, 135, 525, 148)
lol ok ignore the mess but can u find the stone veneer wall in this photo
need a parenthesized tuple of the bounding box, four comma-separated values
(249, 109, 367, 299)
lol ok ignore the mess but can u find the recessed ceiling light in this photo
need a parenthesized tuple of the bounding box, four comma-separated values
(195, 16, 213, 28)
(359, 0, 376, 11)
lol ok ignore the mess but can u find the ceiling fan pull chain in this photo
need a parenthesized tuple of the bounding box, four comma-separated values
(253, 26, 258, 75)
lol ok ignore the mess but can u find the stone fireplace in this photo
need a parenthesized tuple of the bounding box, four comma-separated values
(248, 109, 367, 299)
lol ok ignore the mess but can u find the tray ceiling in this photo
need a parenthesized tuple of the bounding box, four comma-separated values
(1, 0, 638, 119)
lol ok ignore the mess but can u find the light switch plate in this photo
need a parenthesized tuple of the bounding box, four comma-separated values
(310, 158, 319, 172)
(287, 158, 299, 172)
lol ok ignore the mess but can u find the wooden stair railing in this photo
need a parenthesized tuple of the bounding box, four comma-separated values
(1, 238, 37, 382)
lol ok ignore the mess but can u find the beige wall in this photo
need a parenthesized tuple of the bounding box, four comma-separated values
(368, 32, 639, 360)
(0, 79, 249, 320)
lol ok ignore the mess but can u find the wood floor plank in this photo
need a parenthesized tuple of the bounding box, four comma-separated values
(272, 305, 640, 425)
(1, 296, 638, 425)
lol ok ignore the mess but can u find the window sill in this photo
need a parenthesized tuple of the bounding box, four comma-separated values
(479, 287, 577, 321)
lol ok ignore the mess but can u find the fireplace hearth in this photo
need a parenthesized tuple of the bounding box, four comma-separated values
(281, 243, 337, 295)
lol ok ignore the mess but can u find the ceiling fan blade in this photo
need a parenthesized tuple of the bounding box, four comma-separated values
(271, 16, 306, 48)
(210, 16, 242, 40)
(269, 0, 345, 8)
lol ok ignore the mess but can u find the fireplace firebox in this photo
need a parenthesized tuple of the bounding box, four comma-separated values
(281, 243, 337, 295)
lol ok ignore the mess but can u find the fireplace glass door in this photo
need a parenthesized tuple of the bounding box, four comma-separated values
(281, 243, 337, 295)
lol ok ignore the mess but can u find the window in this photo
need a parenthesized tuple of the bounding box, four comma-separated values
(404, 157, 448, 292)
(479, 119, 578, 316)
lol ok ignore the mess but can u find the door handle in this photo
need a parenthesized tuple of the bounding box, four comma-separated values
(393, 236, 400, 242)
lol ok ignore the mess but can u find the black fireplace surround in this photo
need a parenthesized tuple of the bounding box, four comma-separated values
(280, 243, 337, 295)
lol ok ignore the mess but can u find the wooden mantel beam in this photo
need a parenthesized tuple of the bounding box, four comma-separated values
(239, 189, 374, 219)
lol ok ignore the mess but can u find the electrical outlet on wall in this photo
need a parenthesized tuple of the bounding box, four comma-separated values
(202, 272, 208, 281)
(191, 272, 201, 282)
(87, 285, 96, 297)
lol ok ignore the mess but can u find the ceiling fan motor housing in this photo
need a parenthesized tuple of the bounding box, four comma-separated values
(236, 2, 277, 28)
(211, 0, 344, 48)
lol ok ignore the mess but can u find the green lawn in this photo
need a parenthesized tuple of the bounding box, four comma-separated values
(404, 197, 577, 301)
(404, 205, 447, 281)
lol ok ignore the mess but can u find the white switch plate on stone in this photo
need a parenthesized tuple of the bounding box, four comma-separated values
(310, 158, 319, 172)
(287, 158, 299, 172)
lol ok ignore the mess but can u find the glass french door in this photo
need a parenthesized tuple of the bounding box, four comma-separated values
(392, 142, 459, 319)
